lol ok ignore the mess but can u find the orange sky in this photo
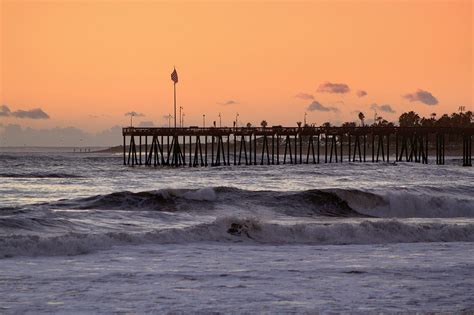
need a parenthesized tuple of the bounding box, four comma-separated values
(1, 0, 472, 132)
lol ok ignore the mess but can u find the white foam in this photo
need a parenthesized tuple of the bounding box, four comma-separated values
(341, 190, 474, 218)
(181, 187, 217, 201)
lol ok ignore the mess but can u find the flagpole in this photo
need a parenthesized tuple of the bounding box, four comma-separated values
(174, 82, 177, 128)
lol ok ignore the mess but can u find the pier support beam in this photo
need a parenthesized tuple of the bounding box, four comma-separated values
(123, 136, 126, 165)
(463, 134, 472, 166)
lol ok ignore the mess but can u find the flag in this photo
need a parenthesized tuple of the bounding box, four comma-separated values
(171, 68, 178, 84)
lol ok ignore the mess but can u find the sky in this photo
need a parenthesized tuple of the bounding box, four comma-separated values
(0, 0, 472, 146)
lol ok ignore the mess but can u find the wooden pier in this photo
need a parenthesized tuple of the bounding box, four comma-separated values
(122, 126, 473, 167)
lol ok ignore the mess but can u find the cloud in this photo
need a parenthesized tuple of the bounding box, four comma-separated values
(295, 93, 314, 100)
(403, 89, 438, 105)
(356, 90, 367, 98)
(12, 108, 50, 119)
(317, 82, 350, 94)
(0, 105, 49, 119)
(370, 103, 396, 113)
(218, 100, 238, 105)
(125, 111, 144, 117)
(0, 105, 11, 116)
(306, 101, 339, 112)
(138, 121, 155, 127)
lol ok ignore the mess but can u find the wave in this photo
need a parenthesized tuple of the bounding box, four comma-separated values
(331, 188, 474, 218)
(47, 186, 474, 218)
(1, 217, 474, 258)
(0, 172, 83, 179)
(50, 187, 367, 218)
(0, 216, 77, 232)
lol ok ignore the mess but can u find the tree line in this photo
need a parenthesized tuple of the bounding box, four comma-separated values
(338, 110, 473, 128)
(241, 111, 472, 128)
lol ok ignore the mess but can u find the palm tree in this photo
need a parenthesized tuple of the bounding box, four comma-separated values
(399, 111, 420, 127)
(260, 120, 268, 128)
(376, 116, 383, 126)
(358, 112, 365, 126)
(246, 122, 252, 128)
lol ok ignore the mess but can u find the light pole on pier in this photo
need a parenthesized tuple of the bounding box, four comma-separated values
(219, 112, 222, 127)
(203, 114, 206, 128)
(171, 67, 179, 128)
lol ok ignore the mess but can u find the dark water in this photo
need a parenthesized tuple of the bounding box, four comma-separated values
(1, 149, 474, 313)
(0, 150, 473, 257)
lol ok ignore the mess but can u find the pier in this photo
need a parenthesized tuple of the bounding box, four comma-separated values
(122, 126, 473, 167)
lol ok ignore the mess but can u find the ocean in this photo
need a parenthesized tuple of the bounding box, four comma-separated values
(0, 148, 473, 313)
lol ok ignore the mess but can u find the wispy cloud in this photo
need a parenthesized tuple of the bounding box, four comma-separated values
(12, 109, 50, 119)
(0, 105, 50, 119)
(370, 103, 396, 113)
(402, 89, 438, 105)
(307, 101, 339, 112)
(356, 90, 367, 98)
(125, 111, 145, 117)
(295, 93, 314, 100)
(218, 100, 238, 105)
(317, 82, 350, 94)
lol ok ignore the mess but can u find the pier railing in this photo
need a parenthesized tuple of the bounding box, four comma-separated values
(122, 126, 473, 167)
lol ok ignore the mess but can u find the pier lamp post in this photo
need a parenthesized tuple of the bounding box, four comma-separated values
(203, 114, 206, 128)
(219, 113, 222, 127)
(182, 112, 185, 127)
(304, 112, 307, 126)
(235, 112, 239, 128)
(179, 106, 183, 127)
(130, 112, 135, 127)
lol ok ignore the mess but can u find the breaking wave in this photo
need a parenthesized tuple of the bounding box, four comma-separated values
(47, 186, 474, 218)
(1, 217, 474, 258)
(2, 187, 473, 258)
(50, 187, 366, 218)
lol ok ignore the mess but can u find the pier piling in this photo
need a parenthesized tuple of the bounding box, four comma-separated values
(122, 126, 472, 168)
